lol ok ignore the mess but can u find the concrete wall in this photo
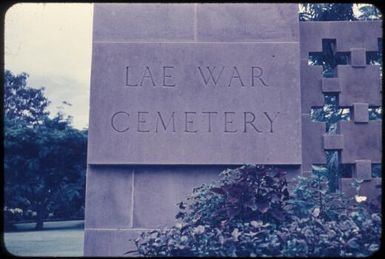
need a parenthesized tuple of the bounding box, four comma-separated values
(84, 4, 300, 256)
(85, 165, 228, 256)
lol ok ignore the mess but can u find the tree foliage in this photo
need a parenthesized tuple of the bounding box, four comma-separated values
(3, 70, 87, 230)
(299, 3, 356, 21)
(357, 4, 383, 20)
(4, 70, 49, 126)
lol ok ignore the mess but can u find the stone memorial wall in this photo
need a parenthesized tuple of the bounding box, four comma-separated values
(84, 4, 382, 256)
(300, 20, 382, 202)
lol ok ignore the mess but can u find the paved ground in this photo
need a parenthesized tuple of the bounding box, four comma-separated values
(3, 220, 84, 256)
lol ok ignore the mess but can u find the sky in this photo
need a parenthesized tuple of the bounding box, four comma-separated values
(5, 3, 93, 130)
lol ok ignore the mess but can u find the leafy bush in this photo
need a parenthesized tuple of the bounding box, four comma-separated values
(128, 165, 381, 257)
(282, 171, 381, 256)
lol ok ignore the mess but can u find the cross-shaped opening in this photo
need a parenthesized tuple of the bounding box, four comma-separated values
(339, 163, 381, 178)
(310, 98, 382, 191)
(369, 106, 382, 120)
(372, 163, 382, 178)
(307, 38, 382, 193)
(311, 94, 350, 133)
(311, 100, 381, 190)
(310, 94, 349, 192)
(340, 164, 353, 178)
(308, 39, 350, 78)
(366, 38, 382, 65)
(310, 149, 340, 192)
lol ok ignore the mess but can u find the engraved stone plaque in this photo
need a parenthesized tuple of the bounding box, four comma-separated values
(88, 43, 301, 164)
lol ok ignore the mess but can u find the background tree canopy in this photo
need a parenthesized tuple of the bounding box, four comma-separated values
(299, 3, 382, 21)
(4, 70, 87, 230)
(300, 3, 356, 21)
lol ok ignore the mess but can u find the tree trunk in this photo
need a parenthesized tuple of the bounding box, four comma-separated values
(35, 219, 44, 230)
(35, 205, 45, 230)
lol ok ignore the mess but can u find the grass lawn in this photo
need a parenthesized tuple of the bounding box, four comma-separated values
(4, 220, 84, 256)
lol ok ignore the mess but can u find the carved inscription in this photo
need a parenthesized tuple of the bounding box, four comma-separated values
(118, 64, 275, 135)
(111, 111, 280, 133)
(125, 65, 269, 88)
(126, 66, 176, 87)
(89, 43, 301, 164)
(197, 66, 268, 87)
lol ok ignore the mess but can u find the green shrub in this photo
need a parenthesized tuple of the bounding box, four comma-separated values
(128, 165, 381, 257)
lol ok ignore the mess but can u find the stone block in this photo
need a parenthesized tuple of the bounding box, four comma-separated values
(300, 21, 382, 58)
(340, 120, 382, 164)
(84, 229, 143, 256)
(132, 165, 224, 228)
(197, 4, 299, 42)
(321, 78, 340, 93)
(354, 160, 372, 180)
(338, 65, 381, 106)
(329, 21, 382, 52)
(302, 115, 326, 171)
(299, 22, 325, 58)
(88, 42, 301, 165)
(301, 60, 324, 112)
(353, 103, 369, 123)
(85, 166, 133, 229)
(323, 134, 344, 150)
(350, 48, 366, 67)
(93, 3, 195, 42)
